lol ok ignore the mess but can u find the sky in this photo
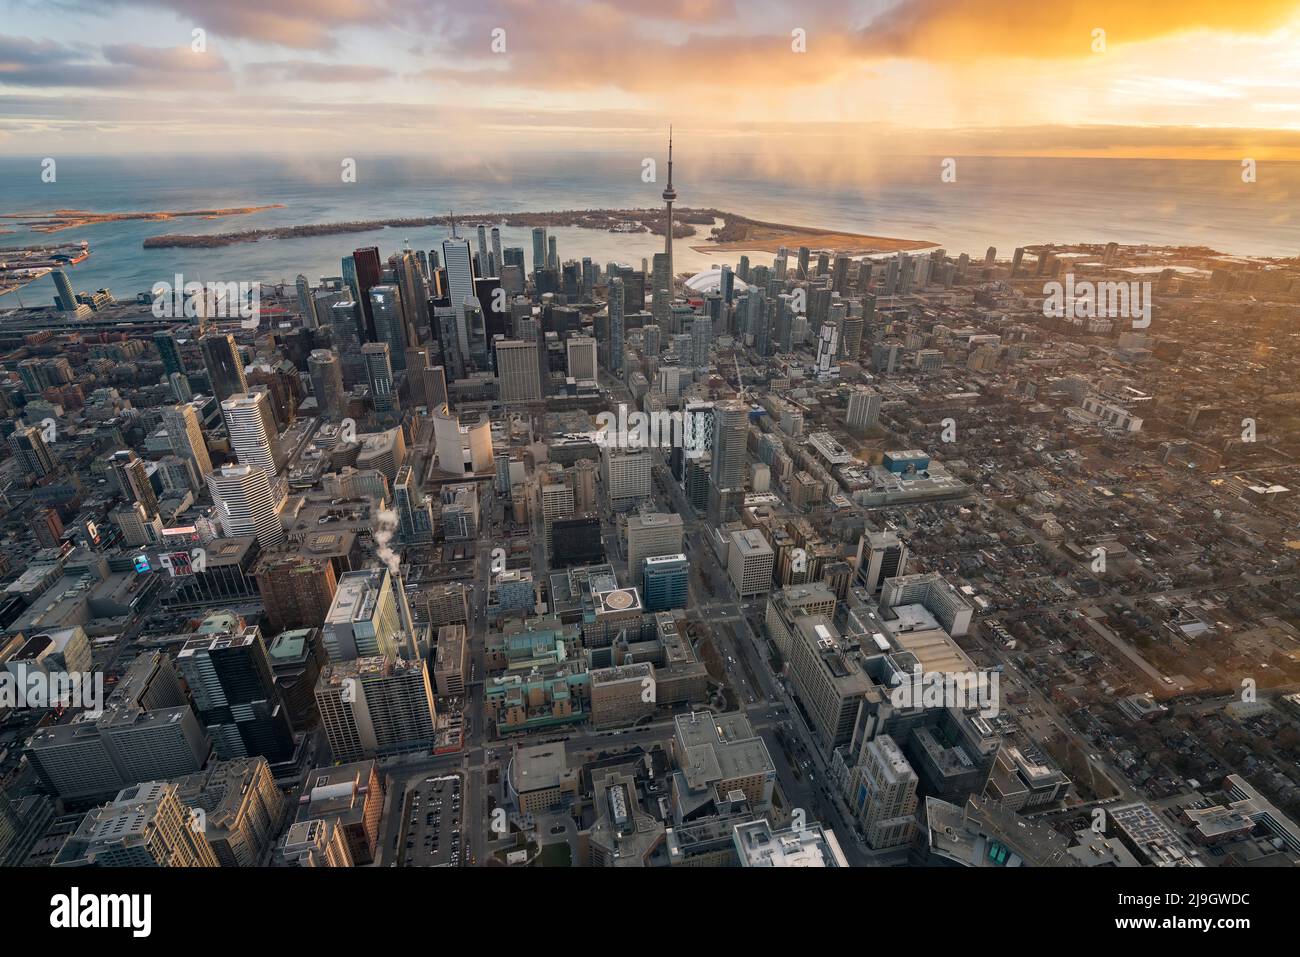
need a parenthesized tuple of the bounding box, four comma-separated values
(2, 0, 1300, 159)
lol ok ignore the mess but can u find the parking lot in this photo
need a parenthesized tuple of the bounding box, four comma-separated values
(397, 775, 466, 867)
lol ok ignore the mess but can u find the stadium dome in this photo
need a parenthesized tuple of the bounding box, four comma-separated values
(684, 268, 750, 294)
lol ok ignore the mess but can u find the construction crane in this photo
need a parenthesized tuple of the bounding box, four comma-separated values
(733, 352, 750, 401)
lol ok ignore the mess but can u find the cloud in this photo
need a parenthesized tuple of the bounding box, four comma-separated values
(4, 1, 1300, 155)
(0, 34, 231, 88)
(246, 60, 395, 83)
(859, 0, 1300, 61)
(405, 0, 1300, 97)
(5, 88, 1298, 161)
(68, 0, 381, 49)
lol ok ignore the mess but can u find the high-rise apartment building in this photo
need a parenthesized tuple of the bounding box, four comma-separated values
(846, 386, 882, 430)
(221, 391, 278, 479)
(206, 464, 285, 548)
(607, 276, 625, 373)
(711, 399, 748, 491)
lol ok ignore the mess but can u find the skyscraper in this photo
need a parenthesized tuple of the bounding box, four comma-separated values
(7, 425, 56, 478)
(362, 342, 396, 413)
(690, 316, 712, 368)
(295, 274, 316, 328)
(566, 335, 597, 380)
(643, 554, 689, 611)
(490, 226, 502, 277)
(369, 284, 408, 371)
(847, 386, 882, 430)
(394, 465, 435, 544)
(531, 227, 547, 276)
(200, 334, 247, 401)
(153, 329, 185, 377)
(601, 445, 652, 512)
(607, 276, 625, 374)
(322, 567, 407, 662)
(160, 402, 212, 478)
(51, 268, 77, 312)
(176, 620, 295, 763)
(315, 657, 437, 762)
(626, 511, 684, 576)
(308, 349, 346, 420)
(710, 399, 748, 491)
(425, 364, 449, 411)
(110, 450, 160, 520)
(850, 734, 919, 849)
(442, 237, 476, 363)
(207, 464, 285, 548)
(476, 224, 490, 276)
(54, 782, 219, 867)
(855, 530, 908, 594)
(495, 338, 543, 403)
(329, 299, 366, 387)
(351, 246, 383, 340)
(221, 391, 278, 479)
(255, 551, 339, 635)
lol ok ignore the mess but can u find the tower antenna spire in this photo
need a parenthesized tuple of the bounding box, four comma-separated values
(667, 125, 674, 189)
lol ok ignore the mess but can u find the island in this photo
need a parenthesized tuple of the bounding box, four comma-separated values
(138, 208, 934, 256)
(0, 206, 285, 234)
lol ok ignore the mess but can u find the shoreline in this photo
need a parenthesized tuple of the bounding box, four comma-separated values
(135, 207, 932, 255)
(0, 206, 285, 234)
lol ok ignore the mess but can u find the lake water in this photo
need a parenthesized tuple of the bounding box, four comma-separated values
(1, 152, 1295, 307)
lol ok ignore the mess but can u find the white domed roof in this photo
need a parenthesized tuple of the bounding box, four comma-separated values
(684, 268, 747, 294)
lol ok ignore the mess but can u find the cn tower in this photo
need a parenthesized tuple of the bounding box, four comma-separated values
(662, 127, 677, 294)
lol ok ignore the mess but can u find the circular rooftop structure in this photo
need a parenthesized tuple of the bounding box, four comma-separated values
(684, 268, 749, 295)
